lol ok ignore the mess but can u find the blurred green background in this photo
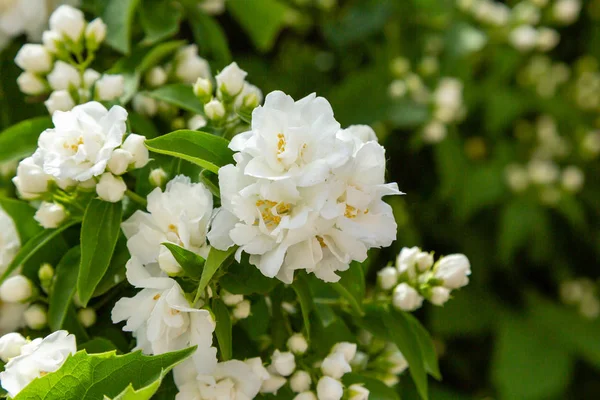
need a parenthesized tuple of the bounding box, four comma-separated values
(2, 0, 600, 399)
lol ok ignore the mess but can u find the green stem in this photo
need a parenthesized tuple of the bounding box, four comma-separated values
(126, 190, 148, 208)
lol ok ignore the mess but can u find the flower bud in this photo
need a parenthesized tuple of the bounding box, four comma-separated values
(13, 154, 50, 198)
(47, 61, 81, 91)
(290, 370, 311, 393)
(49, 5, 86, 41)
(216, 62, 247, 98)
(271, 350, 296, 376)
(260, 374, 287, 394)
(42, 30, 61, 53)
(233, 299, 251, 319)
(377, 266, 398, 290)
(392, 283, 424, 311)
(561, 166, 584, 193)
(429, 286, 451, 306)
(83, 69, 101, 89)
(388, 80, 407, 99)
(17, 72, 46, 95)
(204, 98, 225, 120)
(321, 351, 351, 379)
(316, 376, 343, 400)
(435, 254, 471, 289)
(536, 28, 560, 52)
(106, 149, 133, 175)
(187, 115, 207, 131)
(386, 349, 408, 374)
(34, 202, 67, 229)
(415, 252, 434, 272)
(0, 333, 28, 362)
(15, 44, 52, 74)
(85, 18, 107, 48)
(293, 392, 317, 400)
(350, 351, 368, 370)
(331, 342, 357, 362)
(193, 77, 213, 101)
(552, 0, 581, 25)
(509, 25, 538, 52)
(77, 307, 97, 327)
(221, 290, 244, 306)
(39, 263, 54, 283)
(121, 134, 149, 169)
(157, 245, 182, 275)
(348, 384, 369, 400)
(95, 74, 125, 101)
(45, 90, 75, 115)
(96, 173, 127, 203)
(145, 66, 168, 88)
(505, 164, 529, 192)
(287, 333, 308, 355)
(174, 45, 211, 84)
(24, 304, 47, 330)
(132, 94, 158, 117)
(149, 168, 168, 187)
(171, 117, 186, 130)
(422, 121, 447, 144)
(0, 276, 35, 303)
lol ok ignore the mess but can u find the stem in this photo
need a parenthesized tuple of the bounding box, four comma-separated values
(126, 190, 148, 208)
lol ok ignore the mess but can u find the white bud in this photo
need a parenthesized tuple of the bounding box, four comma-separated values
(77, 307, 97, 327)
(17, 72, 46, 95)
(34, 202, 67, 229)
(415, 252, 434, 272)
(387, 349, 408, 374)
(561, 166, 584, 193)
(42, 30, 61, 53)
(348, 384, 369, 400)
(422, 121, 447, 144)
(24, 304, 47, 330)
(260, 375, 287, 394)
(145, 66, 168, 88)
(15, 44, 52, 74)
(294, 392, 317, 400)
(39, 263, 54, 283)
(321, 351, 351, 379)
(132, 94, 158, 117)
(350, 351, 369, 369)
(149, 168, 168, 187)
(332, 342, 357, 362)
(193, 77, 213, 100)
(49, 5, 86, 41)
(187, 115, 207, 131)
(287, 333, 308, 355)
(47, 61, 81, 91)
(121, 134, 149, 169)
(505, 164, 529, 192)
(107, 149, 133, 175)
(95, 74, 125, 101)
(13, 154, 50, 198)
(429, 286, 451, 306)
(174, 45, 211, 84)
(96, 173, 127, 203)
(85, 18, 107, 46)
(216, 62, 247, 97)
(83, 69, 101, 89)
(377, 266, 398, 290)
(290, 370, 311, 393)
(45, 90, 75, 115)
(316, 376, 343, 400)
(233, 299, 251, 319)
(582, 132, 600, 156)
(435, 254, 471, 289)
(0, 333, 28, 362)
(392, 283, 424, 311)
(553, 0, 581, 25)
(204, 98, 225, 120)
(0, 276, 34, 303)
(221, 290, 243, 306)
(527, 159, 559, 184)
(388, 80, 407, 99)
(157, 245, 182, 275)
(509, 25, 538, 52)
(536, 28, 560, 52)
(271, 350, 296, 376)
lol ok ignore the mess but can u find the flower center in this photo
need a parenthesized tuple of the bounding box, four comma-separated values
(256, 200, 292, 227)
(153, 294, 161, 300)
(62, 136, 84, 153)
(316, 236, 327, 247)
(277, 133, 286, 158)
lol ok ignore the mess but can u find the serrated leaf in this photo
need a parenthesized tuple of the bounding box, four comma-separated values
(145, 84, 205, 114)
(292, 273, 313, 339)
(48, 246, 80, 331)
(0, 116, 52, 162)
(195, 246, 236, 302)
(78, 200, 122, 306)
(213, 298, 232, 361)
(0, 197, 42, 243)
(227, 0, 289, 52)
(162, 242, 205, 279)
(103, 0, 141, 54)
(145, 130, 234, 174)
(14, 347, 195, 400)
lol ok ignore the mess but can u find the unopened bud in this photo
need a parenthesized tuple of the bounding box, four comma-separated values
(0, 276, 35, 303)
(193, 77, 213, 102)
(233, 299, 251, 319)
(149, 168, 168, 187)
(34, 201, 67, 228)
(287, 333, 308, 355)
(24, 304, 47, 330)
(77, 307, 97, 327)
(96, 173, 127, 203)
(204, 98, 225, 120)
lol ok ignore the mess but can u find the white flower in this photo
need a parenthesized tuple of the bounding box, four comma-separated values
(174, 44, 211, 84)
(24, 304, 47, 330)
(415, 251, 434, 272)
(505, 164, 529, 192)
(15, 44, 52, 73)
(260, 374, 287, 394)
(204, 98, 225, 120)
(0, 207, 20, 271)
(38, 102, 127, 181)
(133, 94, 158, 117)
(385, 346, 408, 374)
(0, 0, 49, 50)
(287, 333, 308, 355)
(422, 121, 447, 144)
(17, 72, 46, 95)
(434, 254, 471, 289)
(271, 350, 296, 376)
(396, 246, 420, 276)
(348, 384, 369, 400)
(12, 150, 52, 199)
(236, 83, 263, 110)
(121, 134, 149, 168)
(561, 166, 584, 192)
(45, 90, 75, 114)
(107, 149, 133, 175)
(49, 5, 85, 41)
(85, 18, 106, 45)
(377, 266, 398, 290)
(221, 290, 243, 306)
(83, 68, 101, 88)
(537, 28, 560, 52)
(321, 351, 351, 379)
(0, 330, 76, 398)
(316, 376, 343, 400)
(294, 391, 318, 400)
(216, 62, 247, 97)
(290, 370, 311, 393)
(553, 0, 581, 25)
(121, 176, 213, 273)
(392, 283, 423, 311)
(95, 74, 125, 101)
(233, 299, 251, 319)
(331, 342, 357, 362)
(145, 66, 168, 87)
(509, 25, 538, 52)
(42, 30, 61, 53)
(188, 115, 207, 131)
(34, 202, 67, 228)
(429, 286, 451, 306)
(47, 60, 81, 91)
(96, 173, 127, 203)
(0, 276, 34, 303)
(0, 333, 27, 362)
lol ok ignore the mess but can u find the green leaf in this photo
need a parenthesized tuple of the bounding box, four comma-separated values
(48, 247, 80, 331)
(139, 0, 183, 45)
(183, 1, 231, 67)
(103, 0, 141, 54)
(292, 274, 313, 338)
(93, 239, 129, 297)
(145, 84, 205, 114)
(0, 116, 52, 162)
(343, 373, 400, 400)
(0, 220, 79, 285)
(195, 246, 236, 302)
(498, 199, 548, 264)
(145, 130, 234, 174)
(220, 257, 279, 295)
(78, 200, 122, 306)
(227, 0, 290, 52)
(14, 347, 195, 400)
(162, 242, 205, 279)
(405, 313, 441, 380)
(0, 197, 42, 243)
(213, 298, 232, 361)
(332, 264, 365, 316)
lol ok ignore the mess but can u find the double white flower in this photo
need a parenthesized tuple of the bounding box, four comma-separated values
(208, 91, 401, 283)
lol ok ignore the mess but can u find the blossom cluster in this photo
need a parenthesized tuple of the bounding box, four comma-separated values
(560, 278, 600, 319)
(353, 331, 409, 387)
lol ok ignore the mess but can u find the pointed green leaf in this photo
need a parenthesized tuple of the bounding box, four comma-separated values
(145, 84, 205, 114)
(332, 262, 365, 316)
(162, 242, 205, 279)
(195, 246, 236, 302)
(227, 0, 290, 52)
(139, 0, 183, 45)
(220, 257, 279, 295)
(213, 298, 232, 361)
(0, 116, 52, 162)
(405, 312, 441, 380)
(48, 246, 80, 330)
(292, 273, 313, 339)
(103, 0, 141, 54)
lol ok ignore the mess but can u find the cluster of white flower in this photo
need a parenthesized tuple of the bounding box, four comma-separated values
(316, 343, 368, 400)
(518, 55, 571, 98)
(377, 247, 471, 311)
(560, 278, 600, 319)
(221, 290, 252, 320)
(208, 91, 400, 283)
(14, 5, 125, 114)
(0, 330, 76, 397)
(352, 332, 409, 387)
